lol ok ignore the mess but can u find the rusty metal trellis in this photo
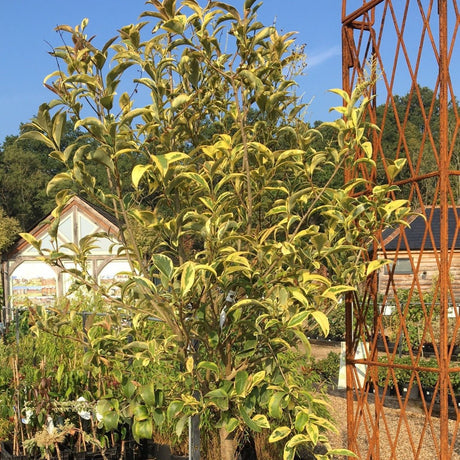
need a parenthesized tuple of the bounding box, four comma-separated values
(342, 0, 460, 458)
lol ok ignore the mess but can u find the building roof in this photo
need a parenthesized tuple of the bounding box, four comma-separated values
(383, 206, 460, 251)
(5, 195, 121, 258)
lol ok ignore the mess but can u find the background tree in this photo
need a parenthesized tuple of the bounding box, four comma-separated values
(0, 117, 137, 230)
(373, 85, 457, 205)
(0, 209, 21, 254)
(23, 1, 410, 459)
(0, 132, 61, 229)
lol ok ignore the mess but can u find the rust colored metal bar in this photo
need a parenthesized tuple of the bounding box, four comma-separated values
(342, 4, 372, 458)
(342, 25, 354, 92)
(342, 0, 384, 25)
(393, 171, 440, 187)
(341, 1, 458, 459)
(342, 6, 355, 456)
(392, 170, 460, 190)
(437, 1, 450, 457)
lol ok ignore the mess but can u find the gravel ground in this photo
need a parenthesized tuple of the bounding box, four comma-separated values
(325, 390, 460, 459)
(309, 341, 460, 459)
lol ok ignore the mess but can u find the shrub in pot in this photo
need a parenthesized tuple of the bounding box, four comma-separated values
(394, 357, 419, 400)
(311, 352, 340, 388)
(418, 358, 439, 404)
(374, 358, 396, 397)
(448, 368, 460, 409)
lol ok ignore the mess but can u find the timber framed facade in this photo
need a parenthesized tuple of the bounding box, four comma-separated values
(1, 196, 130, 321)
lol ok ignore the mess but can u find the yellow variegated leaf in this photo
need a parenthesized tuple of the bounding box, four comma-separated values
(186, 355, 194, 373)
(366, 259, 390, 276)
(269, 426, 291, 443)
(310, 311, 329, 336)
(132, 164, 153, 188)
(181, 262, 196, 296)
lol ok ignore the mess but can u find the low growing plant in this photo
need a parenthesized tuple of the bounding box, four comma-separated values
(312, 353, 341, 388)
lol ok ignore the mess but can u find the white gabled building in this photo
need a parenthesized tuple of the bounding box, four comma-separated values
(2, 196, 131, 321)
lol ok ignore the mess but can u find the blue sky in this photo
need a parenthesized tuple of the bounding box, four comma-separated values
(0, 1, 343, 141)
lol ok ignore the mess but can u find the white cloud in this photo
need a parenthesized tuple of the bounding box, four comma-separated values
(307, 45, 341, 68)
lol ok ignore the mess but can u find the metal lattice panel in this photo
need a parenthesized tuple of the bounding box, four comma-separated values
(342, 1, 460, 458)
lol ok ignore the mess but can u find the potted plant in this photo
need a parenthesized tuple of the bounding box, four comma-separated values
(448, 367, 460, 409)
(375, 358, 397, 398)
(394, 356, 419, 400)
(21, 421, 74, 460)
(419, 358, 439, 405)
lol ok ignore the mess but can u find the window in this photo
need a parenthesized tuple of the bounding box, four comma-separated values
(10, 261, 57, 307)
(388, 258, 413, 274)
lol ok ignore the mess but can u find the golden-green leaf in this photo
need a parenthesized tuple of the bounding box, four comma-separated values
(253, 414, 270, 429)
(268, 392, 286, 419)
(162, 15, 187, 34)
(52, 111, 66, 147)
(46, 172, 73, 195)
(151, 152, 189, 177)
(19, 233, 41, 250)
(132, 164, 153, 188)
(185, 355, 194, 373)
(181, 262, 196, 296)
(91, 148, 115, 171)
(269, 426, 291, 443)
(152, 254, 174, 280)
(171, 94, 191, 110)
(366, 259, 390, 276)
(239, 406, 261, 432)
(20, 131, 55, 149)
(287, 311, 310, 329)
(310, 311, 329, 337)
(132, 418, 153, 443)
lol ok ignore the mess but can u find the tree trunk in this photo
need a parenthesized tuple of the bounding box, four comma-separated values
(220, 426, 237, 460)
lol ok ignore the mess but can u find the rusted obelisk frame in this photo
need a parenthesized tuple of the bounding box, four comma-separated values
(342, 1, 460, 458)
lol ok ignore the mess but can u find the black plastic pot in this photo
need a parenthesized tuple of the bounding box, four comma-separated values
(120, 440, 141, 460)
(422, 386, 438, 404)
(374, 383, 397, 397)
(139, 441, 171, 460)
(155, 444, 172, 460)
(140, 439, 156, 459)
(398, 383, 420, 400)
(73, 447, 117, 460)
(448, 393, 460, 409)
(0, 442, 36, 460)
(423, 343, 436, 355)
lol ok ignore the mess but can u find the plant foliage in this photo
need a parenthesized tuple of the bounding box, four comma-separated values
(22, 1, 411, 458)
